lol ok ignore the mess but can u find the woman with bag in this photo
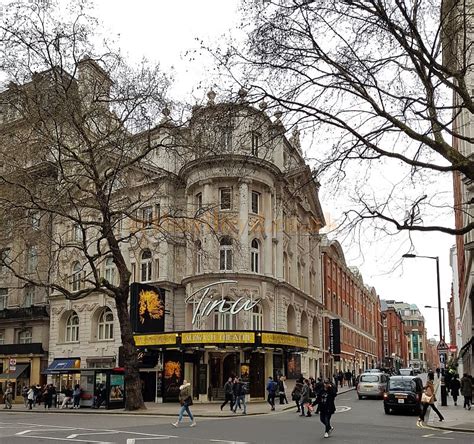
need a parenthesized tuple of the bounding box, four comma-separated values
(172, 380, 196, 428)
(291, 377, 304, 413)
(418, 380, 444, 423)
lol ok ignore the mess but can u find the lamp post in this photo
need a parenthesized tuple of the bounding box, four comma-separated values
(424, 305, 445, 342)
(403, 253, 447, 406)
(402, 254, 443, 341)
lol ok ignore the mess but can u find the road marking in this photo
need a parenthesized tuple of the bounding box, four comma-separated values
(335, 405, 351, 413)
(210, 441, 250, 444)
(15, 430, 31, 435)
(15, 435, 115, 443)
(67, 431, 120, 438)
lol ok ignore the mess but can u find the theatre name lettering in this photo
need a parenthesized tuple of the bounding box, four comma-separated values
(185, 280, 260, 325)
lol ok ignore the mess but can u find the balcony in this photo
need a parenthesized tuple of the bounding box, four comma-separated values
(0, 305, 48, 320)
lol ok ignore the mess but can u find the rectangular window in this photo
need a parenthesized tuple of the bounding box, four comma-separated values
(221, 128, 232, 151)
(0, 331, 4, 345)
(24, 286, 34, 307)
(219, 188, 232, 210)
(0, 288, 7, 310)
(18, 328, 32, 344)
(72, 223, 83, 242)
(30, 211, 41, 230)
(27, 246, 38, 273)
(251, 132, 260, 157)
(195, 193, 203, 212)
(142, 206, 153, 227)
(0, 248, 10, 273)
(251, 191, 260, 214)
(155, 204, 161, 223)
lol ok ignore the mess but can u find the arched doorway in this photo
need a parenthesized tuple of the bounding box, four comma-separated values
(223, 353, 240, 381)
(300, 311, 308, 337)
(312, 317, 320, 347)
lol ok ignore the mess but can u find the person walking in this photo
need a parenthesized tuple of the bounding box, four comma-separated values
(300, 379, 312, 417)
(291, 377, 304, 413)
(21, 385, 29, 408)
(435, 368, 441, 379)
(266, 376, 277, 411)
(278, 376, 288, 405)
(27, 386, 35, 410)
(418, 380, 444, 423)
(427, 369, 435, 382)
(220, 377, 234, 411)
(232, 377, 247, 415)
(460, 373, 472, 410)
(450, 374, 461, 406)
(72, 384, 81, 409)
(4, 384, 13, 409)
(318, 379, 337, 438)
(171, 380, 196, 428)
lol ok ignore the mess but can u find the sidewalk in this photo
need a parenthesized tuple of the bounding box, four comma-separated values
(4, 387, 355, 418)
(426, 383, 474, 433)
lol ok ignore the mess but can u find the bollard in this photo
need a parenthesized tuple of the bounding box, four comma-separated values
(440, 377, 447, 406)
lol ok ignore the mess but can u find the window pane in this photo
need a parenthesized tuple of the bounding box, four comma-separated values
(220, 188, 231, 210)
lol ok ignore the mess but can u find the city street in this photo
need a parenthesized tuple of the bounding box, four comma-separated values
(0, 390, 472, 444)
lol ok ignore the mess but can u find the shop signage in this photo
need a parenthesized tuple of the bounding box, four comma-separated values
(185, 280, 260, 325)
(329, 318, 341, 355)
(261, 332, 308, 349)
(181, 331, 255, 344)
(134, 333, 177, 346)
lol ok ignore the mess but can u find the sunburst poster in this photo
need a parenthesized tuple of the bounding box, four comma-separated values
(130, 283, 166, 333)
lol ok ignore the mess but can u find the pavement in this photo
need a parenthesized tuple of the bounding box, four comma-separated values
(425, 379, 474, 433)
(2, 386, 356, 418)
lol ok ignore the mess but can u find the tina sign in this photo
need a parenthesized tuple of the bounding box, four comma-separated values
(185, 280, 260, 325)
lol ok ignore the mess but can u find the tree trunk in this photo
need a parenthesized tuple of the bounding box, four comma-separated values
(114, 291, 145, 411)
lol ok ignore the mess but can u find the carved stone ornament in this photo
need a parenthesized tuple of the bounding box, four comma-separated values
(207, 89, 217, 105)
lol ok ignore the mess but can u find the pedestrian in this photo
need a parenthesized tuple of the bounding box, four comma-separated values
(61, 386, 73, 409)
(418, 380, 444, 423)
(318, 379, 337, 438)
(312, 377, 324, 414)
(232, 377, 247, 415)
(337, 371, 344, 388)
(300, 379, 312, 417)
(460, 373, 472, 410)
(291, 377, 303, 413)
(436, 368, 441, 379)
(220, 377, 234, 411)
(266, 376, 277, 411)
(427, 369, 434, 382)
(94, 383, 106, 409)
(172, 380, 196, 428)
(72, 384, 81, 409)
(44, 384, 53, 409)
(278, 376, 288, 405)
(27, 386, 35, 410)
(450, 374, 461, 406)
(22, 385, 29, 408)
(4, 383, 13, 409)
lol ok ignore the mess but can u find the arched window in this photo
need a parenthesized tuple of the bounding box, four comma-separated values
(18, 329, 32, 344)
(252, 304, 263, 331)
(250, 239, 260, 273)
(104, 257, 115, 285)
(214, 300, 234, 330)
(71, 262, 81, 291)
(297, 261, 302, 288)
(195, 240, 203, 274)
(219, 237, 233, 271)
(140, 249, 152, 282)
(65, 312, 79, 343)
(98, 308, 114, 341)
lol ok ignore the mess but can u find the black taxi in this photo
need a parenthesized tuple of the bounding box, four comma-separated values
(383, 376, 423, 415)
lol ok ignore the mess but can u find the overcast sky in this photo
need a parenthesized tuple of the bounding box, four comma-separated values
(90, 0, 455, 340)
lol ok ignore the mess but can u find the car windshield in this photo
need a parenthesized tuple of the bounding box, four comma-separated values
(399, 369, 412, 375)
(360, 375, 379, 383)
(388, 380, 415, 391)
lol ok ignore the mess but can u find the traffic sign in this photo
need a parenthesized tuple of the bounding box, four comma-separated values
(437, 340, 449, 353)
(9, 358, 16, 366)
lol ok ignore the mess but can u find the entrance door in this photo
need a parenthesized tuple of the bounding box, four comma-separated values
(140, 371, 157, 402)
(249, 352, 265, 398)
(223, 353, 239, 382)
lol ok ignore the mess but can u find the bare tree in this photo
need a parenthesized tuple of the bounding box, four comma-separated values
(0, 0, 187, 410)
(216, 0, 474, 236)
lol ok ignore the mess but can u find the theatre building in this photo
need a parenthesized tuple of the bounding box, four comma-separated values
(46, 89, 326, 402)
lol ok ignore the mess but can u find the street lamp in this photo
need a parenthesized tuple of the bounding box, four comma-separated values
(424, 305, 445, 342)
(402, 254, 443, 341)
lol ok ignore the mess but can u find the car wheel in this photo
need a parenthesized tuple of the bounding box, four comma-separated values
(384, 406, 390, 414)
(358, 395, 362, 400)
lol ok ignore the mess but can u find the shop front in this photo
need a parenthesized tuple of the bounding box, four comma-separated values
(134, 330, 308, 403)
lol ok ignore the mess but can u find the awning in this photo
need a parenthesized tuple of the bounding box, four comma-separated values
(0, 364, 29, 381)
(43, 358, 81, 374)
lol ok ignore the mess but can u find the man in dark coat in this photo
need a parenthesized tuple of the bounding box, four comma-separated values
(319, 379, 337, 438)
(220, 377, 234, 411)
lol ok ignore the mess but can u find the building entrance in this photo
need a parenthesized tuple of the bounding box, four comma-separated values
(209, 352, 240, 400)
(249, 352, 265, 398)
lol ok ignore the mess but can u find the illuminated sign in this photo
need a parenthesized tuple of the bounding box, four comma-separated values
(134, 333, 177, 346)
(182, 331, 255, 344)
(261, 332, 308, 349)
(185, 280, 260, 325)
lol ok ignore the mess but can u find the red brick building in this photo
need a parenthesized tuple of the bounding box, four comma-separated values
(321, 238, 380, 377)
(380, 304, 408, 370)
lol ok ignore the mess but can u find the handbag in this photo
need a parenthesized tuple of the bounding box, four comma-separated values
(421, 392, 431, 404)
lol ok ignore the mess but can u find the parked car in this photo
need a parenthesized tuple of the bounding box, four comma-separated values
(399, 368, 414, 376)
(383, 376, 423, 415)
(357, 372, 389, 399)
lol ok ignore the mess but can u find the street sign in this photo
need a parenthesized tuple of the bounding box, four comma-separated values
(9, 358, 16, 366)
(9, 365, 16, 372)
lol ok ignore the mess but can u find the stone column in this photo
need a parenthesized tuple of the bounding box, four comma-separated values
(263, 189, 273, 276)
(239, 180, 250, 272)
